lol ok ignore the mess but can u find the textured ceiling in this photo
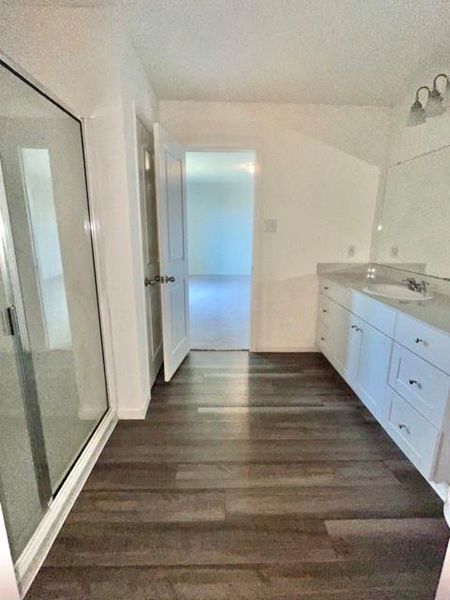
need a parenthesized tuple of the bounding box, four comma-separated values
(125, 0, 450, 106)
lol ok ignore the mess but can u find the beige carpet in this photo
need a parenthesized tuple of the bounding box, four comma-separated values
(189, 275, 251, 349)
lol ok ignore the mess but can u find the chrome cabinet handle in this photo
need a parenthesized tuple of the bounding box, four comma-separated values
(408, 379, 419, 386)
(415, 338, 425, 345)
(398, 423, 410, 435)
(165, 275, 176, 283)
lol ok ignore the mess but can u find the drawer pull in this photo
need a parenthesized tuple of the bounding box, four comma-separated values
(398, 423, 410, 435)
(415, 338, 425, 345)
(408, 379, 420, 387)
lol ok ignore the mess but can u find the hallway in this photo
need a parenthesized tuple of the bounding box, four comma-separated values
(27, 351, 447, 599)
(189, 276, 251, 349)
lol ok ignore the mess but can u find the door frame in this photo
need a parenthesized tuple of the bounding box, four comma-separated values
(184, 145, 261, 351)
(134, 114, 164, 388)
(130, 103, 160, 401)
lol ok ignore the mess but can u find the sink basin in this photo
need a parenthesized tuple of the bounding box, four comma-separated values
(363, 284, 433, 301)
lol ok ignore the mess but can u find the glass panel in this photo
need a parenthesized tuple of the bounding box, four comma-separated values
(0, 62, 109, 496)
(0, 188, 44, 561)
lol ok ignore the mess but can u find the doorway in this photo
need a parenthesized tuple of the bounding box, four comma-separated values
(186, 151, 255, 350)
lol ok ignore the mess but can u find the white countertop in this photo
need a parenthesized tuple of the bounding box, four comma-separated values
(320, 271, 450, 336)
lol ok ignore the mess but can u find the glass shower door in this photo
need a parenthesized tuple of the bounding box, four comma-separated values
(0, 171, 48, 560)
(0, 60, 109, 559)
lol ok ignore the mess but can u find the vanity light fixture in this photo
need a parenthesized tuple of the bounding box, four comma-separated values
(407, 74, 450, 126)
(407, 86, 429, 127)
(425, 73, 448, 117)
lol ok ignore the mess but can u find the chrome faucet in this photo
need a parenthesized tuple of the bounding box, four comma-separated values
(402, 277, 429, 295)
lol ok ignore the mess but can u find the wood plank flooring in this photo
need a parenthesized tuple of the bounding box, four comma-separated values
(26, 351, 448, 599)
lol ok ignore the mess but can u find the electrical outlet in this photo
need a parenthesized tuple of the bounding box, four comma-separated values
(264, 219, 277, 233)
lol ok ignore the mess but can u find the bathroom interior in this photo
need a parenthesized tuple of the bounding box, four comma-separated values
(2, 2, 450, 599)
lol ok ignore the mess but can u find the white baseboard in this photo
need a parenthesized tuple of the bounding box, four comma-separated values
(250, 345, 318, 353)
(117, 395, 151, 420)
(430, 480, 449, 503)
(16, 409, 118, 597)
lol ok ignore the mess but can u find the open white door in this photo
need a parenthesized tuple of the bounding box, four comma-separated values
(154, 124, 190, 381)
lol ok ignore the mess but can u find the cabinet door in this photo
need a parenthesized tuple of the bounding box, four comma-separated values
(329, 301, 361, 385)
(354, 320, 392, 424)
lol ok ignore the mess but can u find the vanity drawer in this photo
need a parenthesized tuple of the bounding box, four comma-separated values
(387, 391, 440, 479)
(395, 313, 450, 374)
(320, 278, 352, 310)
(318, 294, 333, 326)
(389, 343, 450, 428)
(317, 320, 330, 355)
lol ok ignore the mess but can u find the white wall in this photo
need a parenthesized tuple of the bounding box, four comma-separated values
(161, 101, 390, 351)
(187, 152, 254, 275)
(188, 180, 253, 275)
(0, 3, 158, 419)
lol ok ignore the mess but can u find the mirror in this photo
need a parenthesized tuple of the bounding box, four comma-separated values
(372, 144, 450, 280)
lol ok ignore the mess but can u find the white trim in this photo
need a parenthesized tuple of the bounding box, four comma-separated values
(0, 505, 20, 600)
(251, 346, 319, 353)
(445, 500, 450, 528)
(117, 395, 151, 420)
(429, 480, 449, 503)
(16, 410, 117, 597)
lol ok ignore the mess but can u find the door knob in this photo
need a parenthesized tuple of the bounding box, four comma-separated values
(165, 275, 176, 283)
(145, 275, 163, 287)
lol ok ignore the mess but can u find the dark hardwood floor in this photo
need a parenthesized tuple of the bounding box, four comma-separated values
(27, 351, 448, 599)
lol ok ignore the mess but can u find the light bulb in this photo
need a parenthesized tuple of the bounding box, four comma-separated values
(407, 99, 426, 127)
(425, 88, 445, 117)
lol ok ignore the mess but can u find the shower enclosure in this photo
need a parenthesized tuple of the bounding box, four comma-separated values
(0, 61, 109, 562)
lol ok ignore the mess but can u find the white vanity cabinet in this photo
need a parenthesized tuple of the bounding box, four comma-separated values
(318, 280, 394, 425)
(352, 319, 393, 424)
(317, 277, 450, 495)
(318, 294, 360, 382)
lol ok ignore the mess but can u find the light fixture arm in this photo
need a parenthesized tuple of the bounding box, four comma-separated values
(433, 73, 449, 91)
(415, 85, 430, 103)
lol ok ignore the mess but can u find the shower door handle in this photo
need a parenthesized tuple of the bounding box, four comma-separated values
(5, 305, 18, 336)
